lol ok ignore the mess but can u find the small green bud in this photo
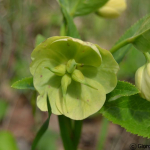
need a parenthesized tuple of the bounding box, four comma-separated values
(135, 63, 150, 101)
(46, 64, 66, 76)
(96, 0, 126, 18)
(66, 59, 77, 73)
(72, 69, 97, 90)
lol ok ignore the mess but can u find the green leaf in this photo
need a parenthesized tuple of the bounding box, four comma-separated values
(107, 81, 139, 101)
(58, 0, 80, 38)
(37, 130, 58, 150)
(31, 96, 52, 150)
(35, 34, 46, 46)
(101, 94, 150, 138)
(0, 131, 19, 150)
(11, 77, 34, 90)
(131, 16, 150, 52)
(112, 14, 150, 63)
(58, 0, 108, 17)
(0, 100, 8, 121)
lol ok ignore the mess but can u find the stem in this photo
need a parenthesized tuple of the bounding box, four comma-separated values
(144, 52, 150, 63)
(58, 115, 83, 150)
(73, 120, 83, 149)
(97, 118, 109, 150)
(110, 38, 134, 54)
(58, 115, 75, 150)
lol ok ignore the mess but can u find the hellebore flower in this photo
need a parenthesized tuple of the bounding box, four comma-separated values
(135, 63, 150, 101)
(30, 36, 119, 120)
(96, 0, 126, 18)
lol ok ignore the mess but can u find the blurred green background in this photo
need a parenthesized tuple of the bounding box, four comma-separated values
(0, 0, 150, 150)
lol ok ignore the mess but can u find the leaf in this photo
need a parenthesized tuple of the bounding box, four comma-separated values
(107, 81, 139, 101)
(0, 100, 8, 121)
(58, 0, 80, 38)
(59, 0, 108, 17)
(37, 130, 58, 150)
(11, 77, 35, 90)
(131, 16, 150, 52)
(112, 14, 150, 63)
(35, 34, 46, 46)
(0, 131, 19, 150)
(31, 96, 52, 150)
(101, 94, 150, 138)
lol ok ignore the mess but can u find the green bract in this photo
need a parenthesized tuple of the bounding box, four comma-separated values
(30, 36, 119, 120)
(135, 63, 150, 101)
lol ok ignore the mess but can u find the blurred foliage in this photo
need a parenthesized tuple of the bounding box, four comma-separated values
(37, 130, 58, 150)
(0, 131, 19, 150)
(0, 100, 8, 121)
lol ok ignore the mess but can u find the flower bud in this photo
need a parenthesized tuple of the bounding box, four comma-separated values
(96, 0, 126, 18)
(135, 63, 150, 101)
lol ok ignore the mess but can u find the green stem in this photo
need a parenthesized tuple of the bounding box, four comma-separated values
(143, 52, 150, 63)
(110, 38, 134, 54)
(58, 115, 82, 150)
(97, 118, 109, 150)
(58, 115, 75, 150)
(73, 120, 83, 149)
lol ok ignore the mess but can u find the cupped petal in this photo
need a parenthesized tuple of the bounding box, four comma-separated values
(78, 45, 119, 94)
(55, 78, 106, 120)
(31, 36, 69, 61)
(33, 60, 62, 115)
(49, 38, 102, 67)
(30, 36, 69, 75)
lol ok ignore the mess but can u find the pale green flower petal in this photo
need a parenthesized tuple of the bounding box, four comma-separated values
(33, 60, 62, 115)
(56, 79, 106, 120)
(78, 45, 119, 94)
(30, 36, 119, 120)
(30, 36, 102, 76)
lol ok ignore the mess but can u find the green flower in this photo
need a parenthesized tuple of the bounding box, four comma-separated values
(30, 36, 119, 120)
(96, 0, 127, 18)
(135, 63, 150, 101)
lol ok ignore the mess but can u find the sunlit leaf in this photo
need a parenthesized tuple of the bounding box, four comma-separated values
(107, 81, 139, 101)
(101, 94, 150, 138)
(112, 14, 150, 63)
(11, 77, 34, 90)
